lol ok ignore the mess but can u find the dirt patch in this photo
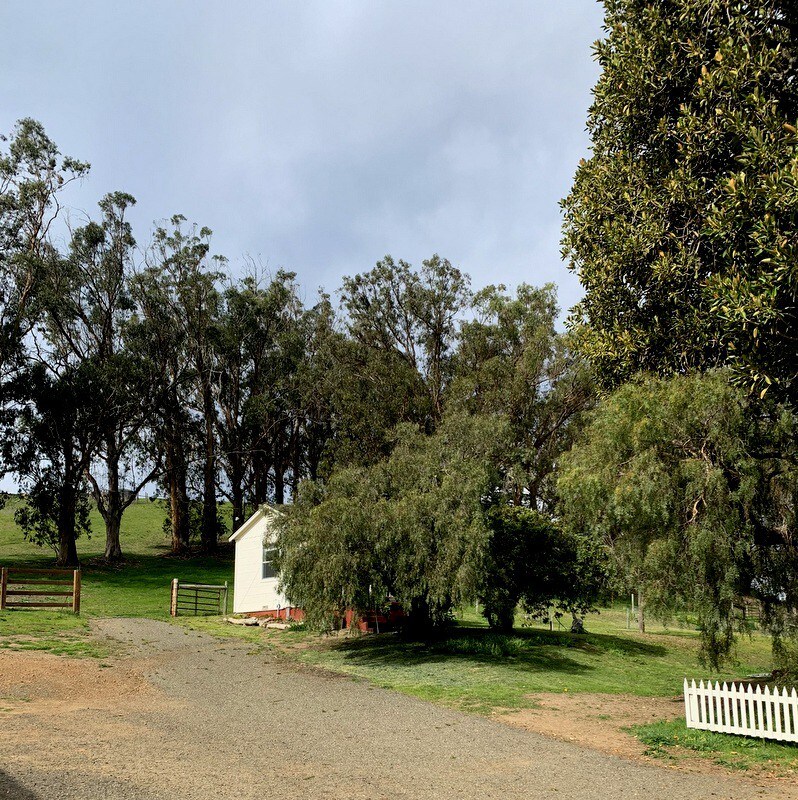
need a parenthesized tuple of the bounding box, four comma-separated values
(0, 649, 163, 715)
(498, 693, 798, 796)
(497, 693, 682, 760)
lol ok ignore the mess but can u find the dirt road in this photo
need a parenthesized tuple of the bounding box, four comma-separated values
(0, 619, 790, 799)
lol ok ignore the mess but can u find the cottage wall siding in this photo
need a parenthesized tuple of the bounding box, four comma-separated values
(231, 510, 289, 614)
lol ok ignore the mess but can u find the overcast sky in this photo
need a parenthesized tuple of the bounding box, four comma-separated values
(1, 1, 605, 316)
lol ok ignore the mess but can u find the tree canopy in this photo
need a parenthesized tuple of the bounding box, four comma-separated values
(562, 0, 798, 402)
(558, 370, 798, 669)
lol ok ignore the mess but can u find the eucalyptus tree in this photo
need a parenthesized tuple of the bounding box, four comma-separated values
(452, 283, 594, 511)
(245, 272, 306, 506)
(339, 254, 470, 426)
(0, 120, 89, 501)
(562, 0, 798, 402)
(293, 293, 337, 483)
(11, 358, 106, 566)
(131, 262, 193, 554)
(0, 119, 89, 375)
(36, 192, 160, 560)
(138, 217, 224, 553)
(214, 275, 258, 530)
(215, 270, 306, 525)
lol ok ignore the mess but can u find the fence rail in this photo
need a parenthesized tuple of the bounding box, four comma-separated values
(0, 567, 81, 613)
(684, 678, 798, 743)
(170, 579, 228, 617)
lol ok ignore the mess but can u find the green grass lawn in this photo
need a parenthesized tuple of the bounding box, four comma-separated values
(274, 611, 774, 714)
(0, 494, 235, 647)
(634, 718, 798, 775)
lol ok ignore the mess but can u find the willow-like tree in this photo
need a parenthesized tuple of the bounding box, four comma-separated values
(275, 413, 506, 632)
(558, 370, 798, 670)
(562, 1, 798, 401)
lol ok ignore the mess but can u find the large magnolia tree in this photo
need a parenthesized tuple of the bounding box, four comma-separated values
(562, 0, 798, 403)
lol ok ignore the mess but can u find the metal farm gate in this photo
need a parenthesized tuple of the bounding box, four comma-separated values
(170, 579, 229, 617)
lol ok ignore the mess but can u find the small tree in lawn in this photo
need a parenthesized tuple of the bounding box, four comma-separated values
(478, 505, 606, 633)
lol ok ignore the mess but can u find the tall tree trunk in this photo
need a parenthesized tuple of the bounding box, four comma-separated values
(57, 481, 79, 568)
(102, 439, 124, 561)
(252, 451, 272, 505)
(230, 461, 245, 532)
(166, 439, 190, 554)
(200, 384, 217, 553)
(274, 465, 285, 506)
(104, 512, 122, 561)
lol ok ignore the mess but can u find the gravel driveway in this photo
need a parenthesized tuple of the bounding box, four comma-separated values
(0, 619, 790, 799)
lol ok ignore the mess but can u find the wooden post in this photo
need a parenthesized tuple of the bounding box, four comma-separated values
(223, 581, 228, 617)
(170, 578, 179, 617)
(1, 567, 7, 610)
(637, 586, 645, 633)
(72, 569, 81, 614)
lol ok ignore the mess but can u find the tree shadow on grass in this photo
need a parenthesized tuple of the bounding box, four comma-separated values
(0, 770, 39, 799)
(328, 625, 668, 677)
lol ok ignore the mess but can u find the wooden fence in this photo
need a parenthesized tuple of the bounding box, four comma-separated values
(0, 567, 81, 614)
(684, 678, 798, 743)
(170, 579, 228, 617)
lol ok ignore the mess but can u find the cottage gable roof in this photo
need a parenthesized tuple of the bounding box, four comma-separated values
(227, 504, 283, 543)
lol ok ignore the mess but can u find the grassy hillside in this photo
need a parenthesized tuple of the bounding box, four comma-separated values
(0, 494, 235, 619)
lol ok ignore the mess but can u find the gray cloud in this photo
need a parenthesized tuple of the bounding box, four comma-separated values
(0, 0, 604, 313)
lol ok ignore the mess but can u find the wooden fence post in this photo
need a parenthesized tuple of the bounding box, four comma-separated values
(1, 567, 7, 610)
(72, 569, 81, 614)
(170, 578, 179, 617)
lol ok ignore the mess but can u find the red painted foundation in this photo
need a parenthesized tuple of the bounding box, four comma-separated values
(247, 607, 306, 622)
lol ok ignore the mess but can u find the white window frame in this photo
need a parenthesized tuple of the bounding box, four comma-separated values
(262, 544, 277, 579)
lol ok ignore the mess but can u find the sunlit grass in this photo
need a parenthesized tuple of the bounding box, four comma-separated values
(634, 718, 798, 776)
(0, 494, 235, 653)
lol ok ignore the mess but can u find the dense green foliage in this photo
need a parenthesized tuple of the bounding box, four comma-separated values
(478, 506, 604, 632)
(276, 414, 504, 631)
(558, 370, 798, 669)
(451, 284, 594, 509)
(276, 278, 597, 632)
(562, 0, 798, 402)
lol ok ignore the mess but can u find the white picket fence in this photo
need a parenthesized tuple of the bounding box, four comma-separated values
(684, 678, 798, 743)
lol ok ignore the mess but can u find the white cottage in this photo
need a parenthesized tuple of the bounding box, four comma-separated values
(229, 505, 297, 618)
